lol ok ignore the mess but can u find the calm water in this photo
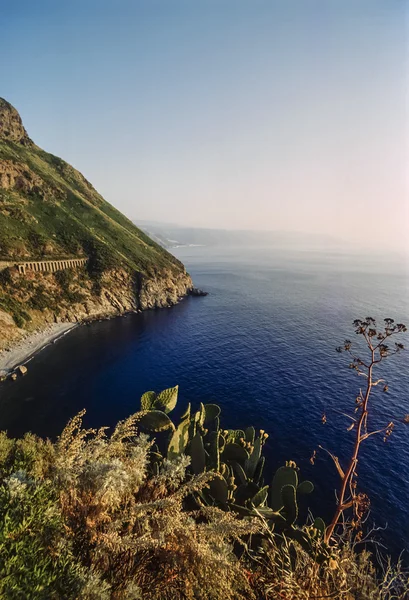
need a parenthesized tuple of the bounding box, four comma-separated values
(1, 246, 408, 556)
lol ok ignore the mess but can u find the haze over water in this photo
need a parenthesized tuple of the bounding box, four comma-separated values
(2, 1, 408, 254)
(1, 245, 408, 557)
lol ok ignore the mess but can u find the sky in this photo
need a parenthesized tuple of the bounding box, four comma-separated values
(1, 0, 408, 251)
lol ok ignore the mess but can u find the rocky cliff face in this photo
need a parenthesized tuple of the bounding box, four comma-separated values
(0, 99, 33, 146)
(0, 266, 193, 350)
(0, 98, 195, 349)
(138, 269, 194, 310)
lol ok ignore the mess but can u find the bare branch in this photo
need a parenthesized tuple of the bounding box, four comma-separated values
(318, 445, 345, 480)
(324, 317, 407, 544)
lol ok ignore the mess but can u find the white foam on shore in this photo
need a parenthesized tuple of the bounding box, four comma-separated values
(0, 323, 78, 374)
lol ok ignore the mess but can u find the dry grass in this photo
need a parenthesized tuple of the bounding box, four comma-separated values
(0, 411, 408, 599)
(53, 411, 258, 599)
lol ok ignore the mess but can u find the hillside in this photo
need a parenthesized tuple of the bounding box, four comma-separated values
(0, 98, 193, 349)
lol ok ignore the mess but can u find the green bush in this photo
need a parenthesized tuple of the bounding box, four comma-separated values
(0, 478, 83, 599)
(0, 267, 12, 287)
(54, 269, 74, 291)
(0, 295, 31, 328)
(54, 271, 86, 305)
(12, 312, 25, 328)
(28, 231, 47, 256)
(28, 285, 50, 311)
(84, 239, 118, 279)
(0, 389, 406, 599)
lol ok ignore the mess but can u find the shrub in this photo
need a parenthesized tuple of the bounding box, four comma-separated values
(54, 270, 86, 304)
(0, 477, 83, 599)
(0, 295, 31, 328)
(28, 231, 47, 255)
(0, 379, 407, 598)
(54, 269, 74, 291)
(83, 239, 118, 279)
(0, 267, 12, 287)
(28, 285, 50, 311)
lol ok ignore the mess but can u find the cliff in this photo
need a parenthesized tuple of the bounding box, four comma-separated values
(0, 98, 193, 349)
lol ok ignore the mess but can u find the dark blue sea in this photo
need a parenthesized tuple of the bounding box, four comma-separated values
(1, 245, 408, 557)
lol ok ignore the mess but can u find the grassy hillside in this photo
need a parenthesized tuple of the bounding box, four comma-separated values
(0, 98, 192, 348)
(0, 99, 183, 274)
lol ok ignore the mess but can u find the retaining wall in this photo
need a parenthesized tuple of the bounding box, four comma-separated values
(0, 258, 87, 274)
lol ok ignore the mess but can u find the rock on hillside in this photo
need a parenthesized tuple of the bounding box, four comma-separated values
(0, 98, 33, 146)
(0, 98, 194, 349)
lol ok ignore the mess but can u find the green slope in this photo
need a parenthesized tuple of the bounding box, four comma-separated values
(0, 98, 183, 275)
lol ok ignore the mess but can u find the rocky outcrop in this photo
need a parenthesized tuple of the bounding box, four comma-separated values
(34, 268, 193, 326)
(138, 270, 193, 309)
(0, 160, 43, 192)
(0, 266, 195, 351)
(189, 288, 208, 297)
(0, 310, 21, 349)
(0, 99, 33, 146)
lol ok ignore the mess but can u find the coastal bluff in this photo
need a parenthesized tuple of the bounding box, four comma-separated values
(0, 98, 195, 350)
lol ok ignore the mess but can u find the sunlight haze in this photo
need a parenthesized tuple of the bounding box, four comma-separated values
(2, 0, 408, 252)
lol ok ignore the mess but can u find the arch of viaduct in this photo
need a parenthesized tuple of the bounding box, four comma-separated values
(0, 258, 87, 275)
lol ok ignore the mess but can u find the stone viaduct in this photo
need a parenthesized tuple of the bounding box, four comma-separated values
(0, 257, 87, 275)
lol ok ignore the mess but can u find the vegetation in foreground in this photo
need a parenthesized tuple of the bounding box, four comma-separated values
(0, 318, 408, 599)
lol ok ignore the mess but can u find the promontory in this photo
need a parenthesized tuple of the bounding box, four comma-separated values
(0, 98, 194, 351)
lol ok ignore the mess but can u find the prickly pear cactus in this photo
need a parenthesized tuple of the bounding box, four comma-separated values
(208, 476, 229, 505)
(139, 387, 326, 562)
(204, 404, 221, 423)
(253, 455, 265, 486)
(245, 426, 255, 444)
(194, 403, 206, 428)
(250, 485, 269, 508)
(245, 436, 262, 479)
(139, 410, 175, 432)
(297, 480, 314, 495)
(222, 442, 249, 463)
(190, 431, 206, 474)
(208, 430, 221, 471)
(156, 385, 179, 414)
(140, 385, 179, 414)
(167, 404, 191, 460)
(271, 464, 298, 511)
(140, 391, 157, 411)
(281, 484, 298, 525)
(313, 517, 326, 538)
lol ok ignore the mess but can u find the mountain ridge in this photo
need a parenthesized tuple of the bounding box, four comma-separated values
(0, 98, 193, 350)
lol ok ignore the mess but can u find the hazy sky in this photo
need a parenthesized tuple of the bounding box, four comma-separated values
(2, 1, 408, 250)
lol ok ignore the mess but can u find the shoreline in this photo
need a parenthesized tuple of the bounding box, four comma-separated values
(0, 323, 78, 375)
(0, 288, 206, 377)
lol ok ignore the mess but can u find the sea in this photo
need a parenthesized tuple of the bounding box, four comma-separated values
(0, 245, 408, 557)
